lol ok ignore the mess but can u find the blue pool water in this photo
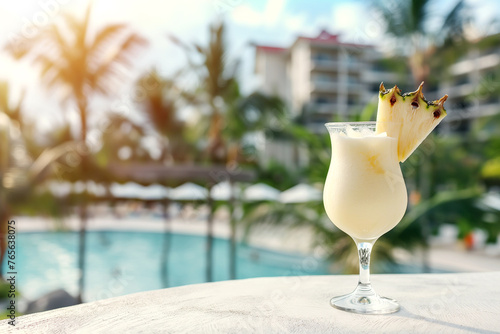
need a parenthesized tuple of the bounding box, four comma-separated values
(6, 231, 330, 302)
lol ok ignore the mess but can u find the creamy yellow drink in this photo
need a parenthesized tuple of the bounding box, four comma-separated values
(323, 127, 407, 241)
(324, 84, 448, 314)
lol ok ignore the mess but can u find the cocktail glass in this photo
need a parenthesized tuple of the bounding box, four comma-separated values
(323, 121, 408, 314)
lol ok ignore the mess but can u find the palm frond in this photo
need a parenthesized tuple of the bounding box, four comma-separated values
(205, 23, 230, 98)
(91, 33, 148, 92)
(194, 43, 204, 54)
(62, 3, 91, 51)
(0, 81, 10, 114)
(29, 141, 79, 184)
(0, 82, 25, 127)
(440, 0, 469, 44)
(88, 23, 128, 58)
(242, 201, 322, 238)
(410, 0, 430, 34)
(45, 24, 75, 64)
(37, 54, 65, 87)
(396, 187, 482, 232)
(372, 0, 407, 37)
(112, 33, 148, 66)
(3, 35, 33, 59)
(168, 34, 203, 73)
(231, 92, 286, 132)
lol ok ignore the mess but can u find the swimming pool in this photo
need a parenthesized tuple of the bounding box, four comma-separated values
(7, 231, 331, 302)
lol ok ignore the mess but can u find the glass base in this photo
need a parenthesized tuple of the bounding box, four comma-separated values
(330, 283, 400, 314)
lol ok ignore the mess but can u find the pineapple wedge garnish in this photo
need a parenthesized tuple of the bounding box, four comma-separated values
(376, 82, 448, 162)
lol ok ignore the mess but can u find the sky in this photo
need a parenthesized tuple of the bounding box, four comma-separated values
(1, 0, 500, 139)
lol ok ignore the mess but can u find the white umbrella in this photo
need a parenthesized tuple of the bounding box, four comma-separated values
(139, 184, 170, 200)
(479, 192, 500, 211)
(211, 181, 240, 201)
(74, 181, 86, 194)
(280, 183, 322, 203)
(87, 181, 106, 197)
(170, 182, 207, 201)
(243, 183, 280, 202)
(48, 181, 72, 197)
(110, 182, 146, 199)
(49, 181, 106, 197)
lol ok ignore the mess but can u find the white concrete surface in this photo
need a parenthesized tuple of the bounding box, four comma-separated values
(5, 272, 500, 333)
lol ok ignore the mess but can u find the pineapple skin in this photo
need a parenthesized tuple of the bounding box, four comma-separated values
(376, 82, 448, 162)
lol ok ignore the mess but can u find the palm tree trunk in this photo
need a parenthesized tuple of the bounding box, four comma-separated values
(77, 194, 88, 304)
(419, 159, 432, 273)
(408, 47, 429, 86)
(0, 197, 8, 280)
(229, 179, 237, 280)
(79, 100, 88, 144)
(207, 104, 226, 164)
(160, 199, 171, 287)
(206, 185, 214, 282)
(77, 99, 88, 304)
(0, 122, 10, 278)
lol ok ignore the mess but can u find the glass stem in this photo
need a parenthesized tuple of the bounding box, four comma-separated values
(356, 241, 374, 286)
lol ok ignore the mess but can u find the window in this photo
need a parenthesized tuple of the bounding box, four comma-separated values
(345, 53, 359, 64)
(454, 74, 469, 86)
(347, 75, 359, 84)
(313, 73, 335, 83)
(315, 97, 332, 104)
(312, 52, 336, 62)
(347, 98, 357, 106)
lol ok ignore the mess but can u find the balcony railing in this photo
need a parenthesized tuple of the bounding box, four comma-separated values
(309, 102, 337, 114)
(311, 59, 339, 71)
(310, 81, 339, 93)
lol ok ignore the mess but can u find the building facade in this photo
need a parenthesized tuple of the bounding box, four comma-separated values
(254, 30, 397, 133)
(254, 30, 500, 167)
(439, 44, 500, 133)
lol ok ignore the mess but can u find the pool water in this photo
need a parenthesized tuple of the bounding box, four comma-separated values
(7, 231, 330, 302)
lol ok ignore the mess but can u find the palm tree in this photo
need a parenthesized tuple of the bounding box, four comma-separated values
(224, 90, 287, 279)
(374, 0, 470, 84)
(0, 81, 25, 278)
(169, 21, 236, 164)
(135, 70, 195, 287)
(169, 22, 239, 282)
(1, 82, 80, 278)
(374, 0, 471, 270)
(95, 112, 150, 165)
(5, 4, 147, 302)
(136, 70, 195, 164)
(171, 22, 288, 280)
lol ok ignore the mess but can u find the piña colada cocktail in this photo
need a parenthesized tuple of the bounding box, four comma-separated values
(324, 83, 448, 314)
(324, 124, 407, 241)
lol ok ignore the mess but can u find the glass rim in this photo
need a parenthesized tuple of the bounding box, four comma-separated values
(325, 121, 376, 129)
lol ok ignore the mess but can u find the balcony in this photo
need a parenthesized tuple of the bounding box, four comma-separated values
(345, 59, 362, 70)
(308, 102, 337, 114)
(310, 59, 340, 72)
(310, 80, 339, 93)
(345, 80, 365, 91)
(363, 70, 400, 83)
(445, 83, 475, 98)
(450, 53, 500, 76)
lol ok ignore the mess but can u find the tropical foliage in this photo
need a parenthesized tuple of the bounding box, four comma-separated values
(4, 4, 147, 301)
(373, 0, 470, 84)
